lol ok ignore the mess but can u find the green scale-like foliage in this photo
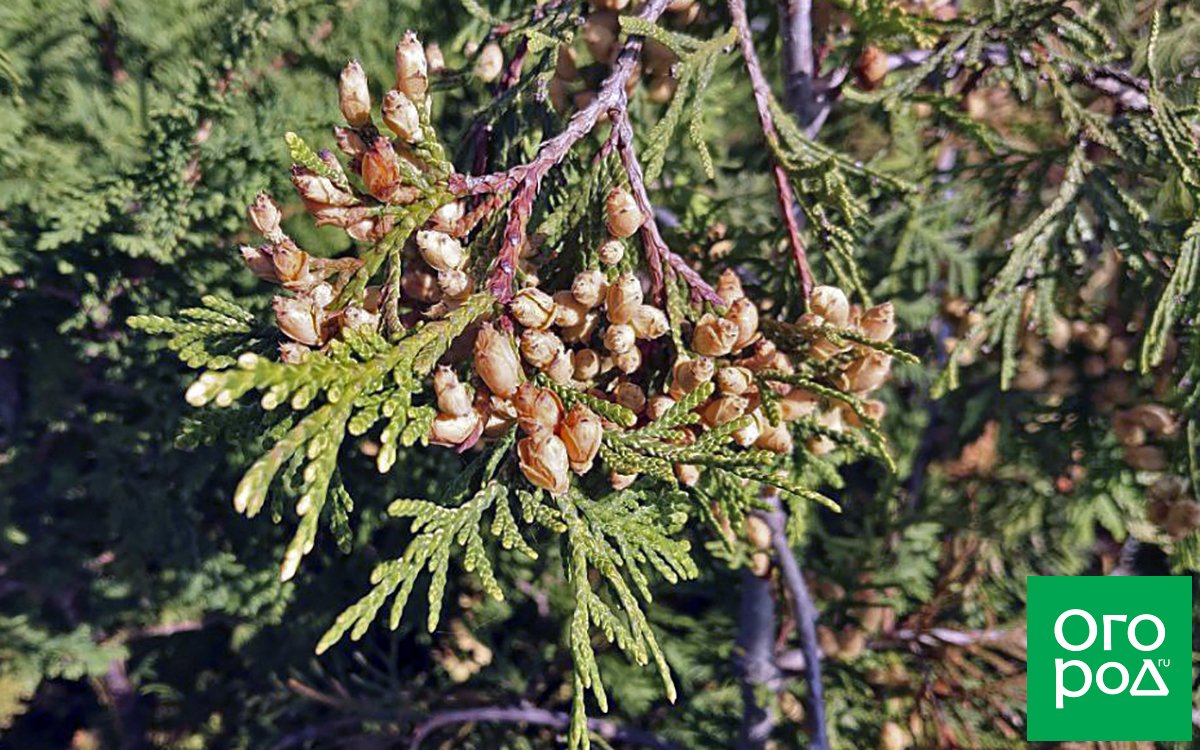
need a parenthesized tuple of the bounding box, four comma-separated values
(167, 294, 493, 580)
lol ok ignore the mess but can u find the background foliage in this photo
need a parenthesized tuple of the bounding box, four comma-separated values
(1, 0, 1197, 748)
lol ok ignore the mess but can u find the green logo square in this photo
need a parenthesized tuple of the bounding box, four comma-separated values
(1027, 576, 1193, 741)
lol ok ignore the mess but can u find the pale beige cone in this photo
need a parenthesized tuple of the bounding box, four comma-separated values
(518, 431, 571, 495)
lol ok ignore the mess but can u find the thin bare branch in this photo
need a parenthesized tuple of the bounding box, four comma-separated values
(612, 108, 723, 305)
(735, 567, 783, 750)
(728, 0, 816, 300)
(757, 494, 829, 750)
(778, 0, 823, 131)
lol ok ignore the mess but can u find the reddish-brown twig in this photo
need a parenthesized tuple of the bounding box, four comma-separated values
(612, 108, 724, 306)
(728, 0, 815, 300)
(448, 0, 672, 302)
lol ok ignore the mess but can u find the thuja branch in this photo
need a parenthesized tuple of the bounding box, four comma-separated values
(612, 108, 722, 305)
(883, 41, 1150, 112)
(449, 0, 673, 302)
(727, 0, 815, 300)
(132, 10, 911, 750)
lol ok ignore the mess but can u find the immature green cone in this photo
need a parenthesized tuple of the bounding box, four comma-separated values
(339, 60, 371, 127)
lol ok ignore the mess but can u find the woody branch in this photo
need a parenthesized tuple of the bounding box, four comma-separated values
(727, 0, 816, 301)
(448, 0, 671, 303)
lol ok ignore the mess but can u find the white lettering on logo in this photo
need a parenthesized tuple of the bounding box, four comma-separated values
(1101, 614, 1127, 650)
(1129, 659, 1169, 696)
(1127, 614, 1165, 652)
(1054, 609, 1097, 652)
(1095, 662, 1129, 694)
(1056, 659, 1092, 708)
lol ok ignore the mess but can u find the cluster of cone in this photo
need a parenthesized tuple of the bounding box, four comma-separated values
(422, 183, 897, 495)
(1146, 475, 1200, 540)
(546, 0, 699, 115)
(424, 184, 668, 493)
(1112, 403, 1200, 542)
(234, 28, 900, 500)
(241, 193, 374, 362)
(790, 286, 896, 454)
(240, 31, 474, 360)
